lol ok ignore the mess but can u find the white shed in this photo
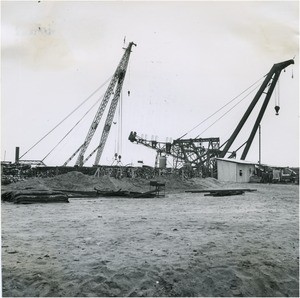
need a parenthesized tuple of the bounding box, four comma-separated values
(216, 158, 257, 183)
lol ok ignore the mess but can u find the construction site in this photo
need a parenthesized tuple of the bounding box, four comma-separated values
(2, 40, 299, 297)
(1, 42, 299, 186)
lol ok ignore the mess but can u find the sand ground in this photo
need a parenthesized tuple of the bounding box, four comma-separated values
(1, 182, 299, 297)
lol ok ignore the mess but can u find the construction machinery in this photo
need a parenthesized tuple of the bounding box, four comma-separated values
(64, 41, 137, 167)
(129, 59, 294, 177)
(219, 59, 294, 159)
(129, 132, 220, 177)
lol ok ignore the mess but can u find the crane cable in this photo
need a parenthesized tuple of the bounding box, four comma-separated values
(128, 59, 131, 95)
(275, 78, 280, 107)
(20, 76, 112, 159)
(113, 93, 122, 158)
(117, 91, 123, 156)
(112, 91, 123, 164)
(196, 82, 262, 138)
(177, 75, 266, 140)
(41, 94, 104, 162)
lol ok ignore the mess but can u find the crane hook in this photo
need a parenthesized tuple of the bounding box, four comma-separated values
(275, 105, 280, 116)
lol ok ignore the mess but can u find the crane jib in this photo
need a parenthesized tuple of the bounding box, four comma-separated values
(219, 59, 294, 160)
(63, 42, 136, 167)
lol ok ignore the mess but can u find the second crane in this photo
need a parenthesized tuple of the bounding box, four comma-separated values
(64, 41, 137, 167)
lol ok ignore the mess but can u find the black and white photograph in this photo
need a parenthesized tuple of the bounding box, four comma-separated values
(1, 0, 299, 297)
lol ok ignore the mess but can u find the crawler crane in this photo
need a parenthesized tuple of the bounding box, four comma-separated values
(219, 59, 294, 159)
(64, 42, 136, 167)
(129, 59, 294, 177)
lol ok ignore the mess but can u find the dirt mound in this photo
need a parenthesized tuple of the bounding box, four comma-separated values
(1, 177, 51, 191)
(46, 172, 115, 191)
(2, 172, 223, 193)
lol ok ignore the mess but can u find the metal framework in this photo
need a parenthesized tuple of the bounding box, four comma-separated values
(219, 59, 294, 159)
(128, 131, 220, 176)
(128, 59, 294, 175)
(63, 42, 136, 167)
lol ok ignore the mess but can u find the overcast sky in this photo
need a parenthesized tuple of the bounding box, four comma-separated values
(1, 1, 299, 168)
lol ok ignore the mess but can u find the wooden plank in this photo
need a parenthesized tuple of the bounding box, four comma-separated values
(185, 188, 257, 193)
(204, 190, 245, 197)
(95, 189, 157, 198)
(54, 189, 98, 197)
